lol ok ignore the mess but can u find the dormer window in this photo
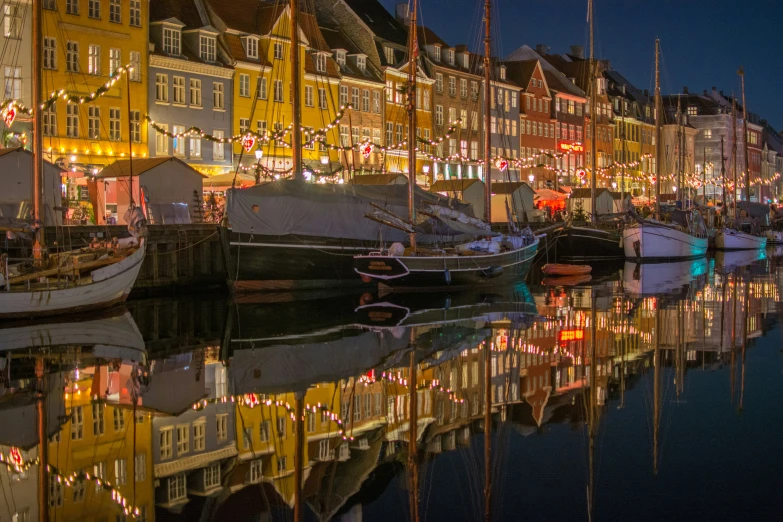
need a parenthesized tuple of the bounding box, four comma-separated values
(244, 36, 259, 59)
(447, 49, 454, 65)
(162, 27, 181, 56)
(356, 55, 366, 71)
(384, 45, 394, 64)
(200, 35, 216, 62)
(315, 53, 327, 73)
(462, 53, 469, 68)
(433, 45, 441, 61)
(335, 50, 346, 67)
(499, 66, 506, 80)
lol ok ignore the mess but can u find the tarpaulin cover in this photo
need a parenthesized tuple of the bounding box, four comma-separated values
(226, 180, 474, 242)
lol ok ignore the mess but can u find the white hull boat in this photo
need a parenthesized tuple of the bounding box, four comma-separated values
(714, 249, 766, 273)
(623, 258, 708, 297)
(623, 222, 708, 261)
(0, 238, 146, 319)
(715, 229, 767, 250)
(766, 230, 783, 245)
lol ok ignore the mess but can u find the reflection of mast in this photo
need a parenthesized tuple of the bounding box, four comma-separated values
(484, 338, 492, 522)
(36, 356, 50, 522)
(730, 270, 738, 402)
(294, 392, 305, 522)
(408, 350, 420, 522)
(653, 298, 661, 475)
(587, 292, 597, 521)
(740, 269, 750, 412)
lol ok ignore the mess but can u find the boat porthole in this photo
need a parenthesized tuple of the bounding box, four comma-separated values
(251, 204, 260, 213)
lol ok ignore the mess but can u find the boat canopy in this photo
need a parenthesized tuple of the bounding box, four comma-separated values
(737, 201, 769, 222)
(226, 180, 473, 242)
(671, 209, 708, 236)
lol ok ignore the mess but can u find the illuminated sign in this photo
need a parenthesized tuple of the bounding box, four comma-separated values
(558, 329, 584, 342)
(559, 143, 584, 153)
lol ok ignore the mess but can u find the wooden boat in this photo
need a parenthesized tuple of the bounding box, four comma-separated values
(623, 213, 709, 261)
(543, 274, 592, 286)
(542, 263, 592, 276)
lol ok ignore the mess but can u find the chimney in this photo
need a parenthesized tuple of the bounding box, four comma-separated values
(599, 59, 610, 71)
(535, 44, 547, 55)
(569, 45, 584, 59)
(682, 86, 688, 94)
(395, 3, 410, 26)
(643, 89, 649, 97)
(703, 90, 708, 96)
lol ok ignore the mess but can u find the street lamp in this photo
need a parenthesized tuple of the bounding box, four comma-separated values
(320, 155, 329, 166)
(528, 173, 535, 189)
(254, 149, 263, 184)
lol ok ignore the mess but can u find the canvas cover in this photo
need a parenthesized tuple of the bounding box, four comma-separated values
(226, 180, 474, 242)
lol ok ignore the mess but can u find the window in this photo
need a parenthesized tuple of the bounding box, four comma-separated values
(193, 422, 205, 451)
(163, 28, 181, 56)
(66, 0, 79, 15)
(213, 82, 224, 109)
(460, 78, 468, 98)
(160, 427, 173, 459)
(249, 459, 263, 483)
(499, 66, 506, 80)
(92, 403, 105, 436)
(339, 85, 348, 106)
(277, 456, 287, 473)
(135, 453, 146, 482)
(190, 78, 202, 106)
(239, 74, 249, 97)
(274, 42, 283, 60)
(129, 51, 141, 81)
(129, 0, 141, 27)
(72, 475, 85, 503)
(335, 50, 346, 67)
(172, 125, 185, 155)
(460, 109, 467, 129)
(172, 76, 185, 104)
(239, 118, 249, 134)
(200, 35, 216, 62)
(205, 463, 221, 488)
(447, 49, 455, 65)
(435, 105, 443, 126)
(168, 475, 186, 502)
(242, 427, 252, 450)
(2, 66, 20, 100)
(273, 80, 283, 102)
(350, 87, 360, 108)
(155, 123, 168, 154)
(259, 420, 270, 442)
(448, 107, 456, 125)
(318, 88, 327, 109)
(304, 86, 313, 107)
(86, 44, 100, 75)
(470, 141, 478, 160)
(315, 53, 327, 73)
(435, 73, 443, 93)
(373, 91, 381, 113)
(383, 45, 395, 64)
(109, 108, 121, 141)
(362, 89, 370, 112)
(245, 37, 258, 59)
(177, 425, 189, 455)
(688, 105, 697, 116)
(109, 48, 120, 75)
(88, 106, 100, 139)
(307, 413, 316, 433)
(69, 406, 84, 440)
(109, 0, 120, 22)
(213, 130, 225, 160)
(277, 417, 286, 437)
(472, 110, 478, 131)
(356, 55, 365, 71)
(156, 73, 168, 102)
(448, 77, 456, 96)
(3, 4, 22, 38)
(43, 107, 57, 136)
(189, 136, 201, 158)
(49, 475, 63, 507)
(43, 37, 57, 69)
(88, 0, 100, 18)
(114, 459, 127, 486)
(385, 123, 392, 145)
(130, 110, 140, 143)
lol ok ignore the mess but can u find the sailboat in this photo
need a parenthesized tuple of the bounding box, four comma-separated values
(0, 0, 146, 318)
(352, 0, 539, 288)
(622, 40, 709, 260)
(715, 69, 767, 251)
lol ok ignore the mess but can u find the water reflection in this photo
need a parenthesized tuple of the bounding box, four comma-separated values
(0, 254, 781, 521)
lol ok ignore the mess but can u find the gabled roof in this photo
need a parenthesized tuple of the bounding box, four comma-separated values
(320, 25, 381, 82)
(343, 0, 408, 46)
(150, 0, 205, 30)
(502, 60, 544, 96)
(96, 157, 207, 179)
(505, 44, 584, 97)
(491, 181, 534, 195)
(431, 179, 484, 192)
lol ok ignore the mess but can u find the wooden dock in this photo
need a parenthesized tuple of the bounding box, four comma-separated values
(43, 224, 227, 294)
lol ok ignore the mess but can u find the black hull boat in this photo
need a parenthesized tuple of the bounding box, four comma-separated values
(556, 225, 624, 261)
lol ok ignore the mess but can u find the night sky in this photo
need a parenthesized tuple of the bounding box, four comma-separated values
(380, 0, 783, 130)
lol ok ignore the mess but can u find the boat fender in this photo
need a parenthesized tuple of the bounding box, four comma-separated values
(388, 242, 405, 256)
(444, 269, 451, 284)
(481, 266, 503, 278)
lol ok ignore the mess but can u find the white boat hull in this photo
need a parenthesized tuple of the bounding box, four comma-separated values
(715, 229, 767, 250)
(0, 239, 146, 319)
(623, 258, 708, 296)
(766, 230, 783, 245)
(623, 223, 708, 260)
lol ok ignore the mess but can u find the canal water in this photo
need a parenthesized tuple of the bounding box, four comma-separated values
(1, 249, 781, 521)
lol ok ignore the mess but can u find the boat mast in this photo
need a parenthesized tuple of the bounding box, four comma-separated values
(126, 70, 135, 207)
(732, 97, 738, 219)
(620, 85, 626, 204)
(290, 0, 303, 180)
(483, 0, 492, 222)
(738, 67, 750, 202)
(484, 338, 492, 522)
(36, 356, 50, 522)
(654, 39, 661, 220)
(653, 297, 661, 475)
(702, 147, 706, 204)
(720, 136, 726, 213)
(407, 0, 419, 248)
(407, 349, 420, 522)
(32, 0, 44, 259)
(589, 0, 597, 226)
(676, 95, 682, 206)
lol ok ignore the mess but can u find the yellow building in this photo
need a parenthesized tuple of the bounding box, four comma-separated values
(51, 372, 154, 521)
(205, 1, 341, 176)
(41, 0, 150, 168)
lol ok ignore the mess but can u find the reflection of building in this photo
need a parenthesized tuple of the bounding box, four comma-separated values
(0, 444, 38, 522)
